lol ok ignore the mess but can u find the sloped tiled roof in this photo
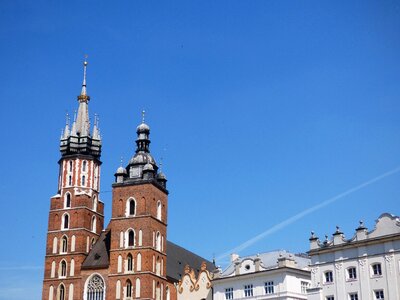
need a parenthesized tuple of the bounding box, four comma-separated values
(81, 230, 214, 280)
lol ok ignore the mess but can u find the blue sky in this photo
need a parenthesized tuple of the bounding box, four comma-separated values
(0, 1, 400, 299)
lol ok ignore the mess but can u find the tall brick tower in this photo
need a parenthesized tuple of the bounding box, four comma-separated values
(42, 60, 104, 300)
(107, 113, 169, 299)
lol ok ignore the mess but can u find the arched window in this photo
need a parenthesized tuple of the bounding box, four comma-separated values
(58, 284, 65, 300)
(127, 230, 135, 247)
(82, 161, 87, 172)
(85, 274, 105, 300)
(61, 236, 68, 253)
(62, 214, 69, 230)
(82, 175, 86, 186)
(49, 285, 54, 300)
(68, 284, 74, 300)
(117, 255, 122, 273)
(135, 278, 141, 298)
(138, 230, 142, 246)
(166, 286, 170, 300)
(127, 198, 136, 216)
(65, 193, 71, 208)
(71, 235, 76, 252)
(93, 196, 97, 211)
(137, 253, 142, 271)
(116, 280, 121, 299)
(127, 253, 133, 272)
(68, 175, 72, 186)
(156, 232, 161, 251)
(126, 280, 132, 298)
(70, 259, 75, 277)
(60, 260, 67, 278)
(157, 201, 162, 220)
(69, 161, 73, 172)
(53, 237, 58, 254)
(91, 216, 96, 233)
(51, 261, 56, 278)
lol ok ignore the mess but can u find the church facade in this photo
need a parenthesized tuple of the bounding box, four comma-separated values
(42, 61, 213, 300)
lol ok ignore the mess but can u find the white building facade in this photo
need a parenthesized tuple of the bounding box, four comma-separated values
(213, 251, 311, 300)
(307, 213, 400, 300)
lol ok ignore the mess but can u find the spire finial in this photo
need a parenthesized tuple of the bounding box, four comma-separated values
(120, 156, 123, 167)
(79, 55, 89, 99)
(142, 110, 146, 123)
(73, 110, 77, 122)
(65, 112, 70, 126)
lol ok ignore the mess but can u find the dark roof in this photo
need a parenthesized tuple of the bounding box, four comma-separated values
(81, 230, 111, 269)
(166, 241, 215, 282)
(81, 230, 215, 280)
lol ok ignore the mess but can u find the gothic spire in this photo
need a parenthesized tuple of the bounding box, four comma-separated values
(75, 58, 90, 137)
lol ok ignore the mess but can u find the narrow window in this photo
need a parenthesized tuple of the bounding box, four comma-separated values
(65, 193, 71, 208)
(166, 286, 170, 300)
(60, 260, 67, 278)
(156, 232, 161, 251)
(128, 230, 134, 247)
(375, 290, 384, 299)
(62, 214, 69, 230)
(71, 235, 75, 252)
(49, 285, 54, 300)
(68, 175, 72, 186)
(244, 284, 253, 297)
(325, 271, 333, 283)
(225, 288, 233, 300)
(93, 197, 97, 211)
(61, 236, 68, 253)
(129, 199, 135, 215)
(127, 253, 133, 272)
(326, 297, 334, 300)
(91, 216, 96, 233)
(81, 175, 86, 186)
(372, 263, 382, 276)
(347, 267, 357, 280)
(117, 255, 122, 273)
(68, 284, 73, 300)
(138, 230, 142, 246)
(116, 280, 121, 299)
(53, 237, 58, 254)
(157, 201, 162, 220)
(51, 261, 56, 278)
(91, 238, 95, 249)
(136, 278, 141, 298)
(264, 281, 274, 294)
(137, 253, 142, 271)
(59, 284, 65, 300)
(69, 161, 73, 172)
(70, 259, 74, 277)
(82, 161, 87, 172)
(126, 280, 132, 298)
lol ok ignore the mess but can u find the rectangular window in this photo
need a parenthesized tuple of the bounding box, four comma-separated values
(301, 281, 309, 294)
(372, 264, 382, 276)
(348, 267, 357, 280)
(325, 271, 333, 283)
(225, 288, 233, 300)
(264, 281, 274, 294)
(349, 293, 358, 300)
(326, 296, 334, 300)
(244, 284, 253, 297)
(375, 290, 384, 299)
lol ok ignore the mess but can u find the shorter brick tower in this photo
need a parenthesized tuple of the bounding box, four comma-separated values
(107, 114, 169, 299)
(42, 60, 104, 300)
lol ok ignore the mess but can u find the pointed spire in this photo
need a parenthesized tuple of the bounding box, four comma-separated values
(81, 55, 88, 96)
(92, 114, 101, 140)
(62, 112, 70, 139)
(142, 110, 146, 123)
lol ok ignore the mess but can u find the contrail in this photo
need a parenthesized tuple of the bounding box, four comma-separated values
(216, 165, 400, 262)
